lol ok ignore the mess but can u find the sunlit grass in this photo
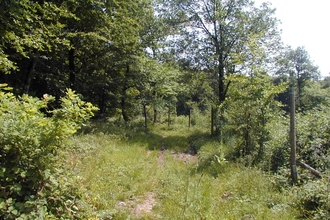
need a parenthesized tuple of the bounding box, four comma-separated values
(69, 117, 299, 219)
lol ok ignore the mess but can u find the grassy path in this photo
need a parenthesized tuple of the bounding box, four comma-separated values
(70, 121, 298, 219)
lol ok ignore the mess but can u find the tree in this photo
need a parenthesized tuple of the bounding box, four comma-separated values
(300, 80, 330, 110)
(0, 1, 72, 94)
(158, 0, 281, 135)
(223, 74, 286, 163)
(103, 0, 157, 121)
(137, 56, 184, 126)
(62, 0, 109, 90)
(276, 46, 320, 110)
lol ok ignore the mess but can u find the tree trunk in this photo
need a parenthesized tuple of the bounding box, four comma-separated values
(243, 127, 250, 156)
(211, 23, 226, 137)
(69, 48, 76, 90)
(255, 110, 267, 163)
(290, 89, 298, 184)
(121, 65, 130, 122)
(22, 56, 38, 94)
(211, 107, 214, 136)
(99, 88, 106, 115)
(153, 108, 157, 123)
(143, 104, 147, 128)
(153, 89, 158, 123)
(188, 108, 191, 128)
(121, 95, 129, 122)
(218, 23, 226, 103)
(254, 139, 264, 165)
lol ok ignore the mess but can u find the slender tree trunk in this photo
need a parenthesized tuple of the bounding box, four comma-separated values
(143, 104, 147, 128)
(290, 89, 298, 184)
(99, 88, 106, 115)
(188, 108, 191, 128)
(153, 89, 158, 123)
(243, 127, 250, 155)
(254, 133, 266, 165)
(255, 110, 267, 163)
(211, 107, 214, 136)
(69, 48, 76, 90)
(211, 23, 226, 137)
(23, 55, 38, 94)
(218, 24, 226, 103)
(121, 95, 129, 122)
(121, 65, 130, 122)
(153, 108, 157, 123)
(243, 112, 251, 156)
(22, 1, 44, 94)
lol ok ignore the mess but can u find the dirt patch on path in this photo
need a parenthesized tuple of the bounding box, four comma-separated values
(132, 192, 156, 217)
(172, 151, 198, 163)
(116, 192, 156, 218)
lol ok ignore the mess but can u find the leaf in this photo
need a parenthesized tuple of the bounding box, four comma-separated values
(0, 199, 6, 210)
(0, 167, 5, 177)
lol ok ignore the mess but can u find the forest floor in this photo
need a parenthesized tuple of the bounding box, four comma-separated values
(69, 119, 299, 219)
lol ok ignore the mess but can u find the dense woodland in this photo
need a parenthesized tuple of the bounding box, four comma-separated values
(1, 0, 330, 219)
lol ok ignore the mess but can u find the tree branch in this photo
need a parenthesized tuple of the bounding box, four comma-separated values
(296, 160, 322, 179)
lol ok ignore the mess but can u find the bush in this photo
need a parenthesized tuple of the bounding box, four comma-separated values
(296, 106, 330, 171)
(0, 85, 98, 219)
(223, 74, 287, 165)
(295, 179, 330, 219)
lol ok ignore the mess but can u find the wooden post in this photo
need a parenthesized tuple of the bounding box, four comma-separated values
(290, 86, 298, 184)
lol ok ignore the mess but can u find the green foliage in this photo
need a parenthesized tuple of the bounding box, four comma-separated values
(275, 46, 320, 110)
(266, 116, 290, 173)
(2, 1, 330, 217)
(294, 179, 330, 219)
(196, 141, 228, 178)
(138, 56, 183, 112)
(70, 120, 299, 219)
(0, 0, 70, 73)
(276, 46, 320, 82)
(159, 0, 281, 107)
(223, 74, 287, 165)
(0, 85, 97, 219)
(176, 70, 213, 116)
(296, 105, 330, 172)
(300, 80, 330, 110)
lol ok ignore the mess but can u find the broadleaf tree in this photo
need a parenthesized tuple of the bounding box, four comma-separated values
(0, 0, 71, 94)
(223, 73, 287, 164)
(157, 0, 281, 135)
(275, 46, 320, 110)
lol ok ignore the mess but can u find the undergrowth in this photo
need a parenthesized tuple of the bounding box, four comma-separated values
(0, 86, 98, 219)
(70, 117, 301, 219)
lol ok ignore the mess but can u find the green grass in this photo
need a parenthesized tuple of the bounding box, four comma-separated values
(69, 117, 299, 219)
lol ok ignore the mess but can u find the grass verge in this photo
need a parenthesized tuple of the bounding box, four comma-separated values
(69, 118, 299, 219)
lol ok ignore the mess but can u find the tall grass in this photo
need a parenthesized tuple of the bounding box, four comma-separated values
(69, 116, 299, 219)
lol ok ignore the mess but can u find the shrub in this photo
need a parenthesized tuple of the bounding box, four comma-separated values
(295, 179, 330, 219)
(0, 85, 98, 219)
(223, 74, 287, 165)
(296, 106, 330, 172)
